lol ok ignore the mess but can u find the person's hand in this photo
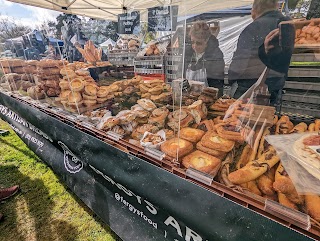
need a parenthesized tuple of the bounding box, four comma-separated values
(264, 28, 279, 54)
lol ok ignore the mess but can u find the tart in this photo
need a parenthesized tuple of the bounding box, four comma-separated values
(68, 91, 82, 104)
(97, 86, 109, 98)
(160, 137, 193, 159)
(59, 80, 70, 90)
(83, 99, 97, 107)
(180, 128, 205, 143)
(70, 78, 84, 92)
(83, 94, 97, 100)
(60, 90, 71, 101)
(182, 150, 221, 175)
(196, 141, 227, 159)
(137, 99, 157, 111)
(200, 131, 235, 152)
(84, 83, 98, 96)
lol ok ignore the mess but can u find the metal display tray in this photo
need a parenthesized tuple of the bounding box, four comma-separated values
(291, 53, 320, 62)
(288, 68, 320, 77)
(284, 81, 320, 91)
(281, 100, 320, 118)
(134, 68, 164, 74)
(282, 92, 320, 104)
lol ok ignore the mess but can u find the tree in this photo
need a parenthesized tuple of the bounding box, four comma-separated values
(0, 15, 31, 42)
(81, 18, 118, 44)
(54, 13, 81, 38)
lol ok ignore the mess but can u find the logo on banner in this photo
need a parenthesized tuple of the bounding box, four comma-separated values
(58, 141, 83, 174)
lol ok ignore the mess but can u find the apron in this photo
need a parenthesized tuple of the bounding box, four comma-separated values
(186, 57, 208, 87)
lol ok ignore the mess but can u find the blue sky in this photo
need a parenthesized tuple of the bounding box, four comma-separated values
(0, 0, 59, 27)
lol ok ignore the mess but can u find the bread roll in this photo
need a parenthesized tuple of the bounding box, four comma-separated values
(305, 194, 320, 222)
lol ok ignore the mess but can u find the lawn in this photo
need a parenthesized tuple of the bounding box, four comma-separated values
(0, 119, 120, 241)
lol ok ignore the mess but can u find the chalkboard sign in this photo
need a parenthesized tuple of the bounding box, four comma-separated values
(118, 11, 140, 34)
(148, 6, 178, 32)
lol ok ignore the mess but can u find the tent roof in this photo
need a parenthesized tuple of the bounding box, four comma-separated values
(6, 0, 253, 21)
(100, 38, 116, 47)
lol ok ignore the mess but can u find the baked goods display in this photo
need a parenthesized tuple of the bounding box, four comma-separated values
(294, 19, 320, 45)
(113, 35, 141, 51)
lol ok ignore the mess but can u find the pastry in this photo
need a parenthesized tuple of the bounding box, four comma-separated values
(84, 83, 98, 96)
(101, 117, 120, 130)
(196, 120, 215, 132)
(70, 79, 84, 92)
(97, 86, 109, 98)
(187, 100, 208, 123)
(289, 122, 308, 133)
(137, 99, 157, 111)
(116, 110, 137, 125)
(278, 193, 298, 211)
(83, 99, 97, 107)
(273, 163, 304, 205)
(68, 91, 82, 104)
(210, 98, 235, 112)
(167, 110, 194, 130)
(160, 137, 193, 159)
(315, 119, 320, 131)
(162, 129, 174, 140)
(131, 124, 159, 140)
(182, 150, 221, 175)
(305, 194, 320, 222)
(59, 80, 70, 90)
(200, 131, 235, 152)
(308, 123, 315, 132)
(196, 141, 227, 159)
(275, 116, 294, 134)
(228, 147, 280, 185)
(216, 122, 251, 142)
(60, 90, 71, 101)
(83, 94, 97, 100)
(148, 107, 169, 128)
(257, 166, 276, 196)
(148, 85, 163, 95)
(180, 128, 205, 143)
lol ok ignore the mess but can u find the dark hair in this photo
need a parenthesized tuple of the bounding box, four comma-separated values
(189, 21, 211, 41)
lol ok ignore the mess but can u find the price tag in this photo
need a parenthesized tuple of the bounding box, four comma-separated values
(186, 168, 213, 186)
(264, 199, 311, 230)
(144, 147, 165, 161)
(106, 131, 123, 141)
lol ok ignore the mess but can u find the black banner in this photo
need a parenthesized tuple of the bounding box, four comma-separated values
(148, 6, 178, 32)
(118, 11, 140, 34)
(0, 92, 312, 241)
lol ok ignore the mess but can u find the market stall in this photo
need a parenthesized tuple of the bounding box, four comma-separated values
(1, 0, 320, 240)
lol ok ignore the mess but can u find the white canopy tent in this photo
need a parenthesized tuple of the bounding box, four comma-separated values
(6, 0, 253, 21)
(100, 38, 116, 47)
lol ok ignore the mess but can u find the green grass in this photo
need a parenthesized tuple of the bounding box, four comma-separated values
(0, 119, 120, 241)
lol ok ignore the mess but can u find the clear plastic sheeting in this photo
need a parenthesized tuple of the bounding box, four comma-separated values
(266, 133, 320, 195)
(217, 15, 252, 65)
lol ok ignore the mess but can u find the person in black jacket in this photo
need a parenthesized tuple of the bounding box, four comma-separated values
(184, 21, 225, 96)
(229, 0, 294, 105)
